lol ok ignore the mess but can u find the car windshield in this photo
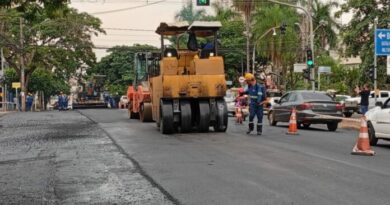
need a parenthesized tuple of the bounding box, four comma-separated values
(301, 92, 333, 101)
(267, 92, 282, 97)
(335, 96, 348, 102)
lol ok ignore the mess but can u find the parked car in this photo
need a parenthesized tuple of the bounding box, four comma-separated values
(118, 95, 128, 109)
(225, 91, 236, 116)
(268, 90, 343, 131)
(365, 97, 390, 146)
(334, 95, 354, 117)
(344, 90, 390, 115)
(264, 89, 283, 115)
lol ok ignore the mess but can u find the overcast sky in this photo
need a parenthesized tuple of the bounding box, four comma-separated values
(70, 0, 351, 60)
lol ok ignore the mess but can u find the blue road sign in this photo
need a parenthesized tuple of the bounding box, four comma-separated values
(375, 29, 390, 56)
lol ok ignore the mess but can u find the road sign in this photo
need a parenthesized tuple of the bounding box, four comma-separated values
(293, 63, 306, 73)
(238, 76, 245, 83)
(375, 29, 390, 55)
(387, 56, 390, 76)
(318, 66, 331, 73)
(12, 82, 20, 89)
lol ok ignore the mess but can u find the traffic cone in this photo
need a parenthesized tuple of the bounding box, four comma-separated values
(286, 107, 299, 135)
(351, 117, 375, 156)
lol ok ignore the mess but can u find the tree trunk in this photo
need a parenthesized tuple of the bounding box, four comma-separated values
(245, 14, 251, 73)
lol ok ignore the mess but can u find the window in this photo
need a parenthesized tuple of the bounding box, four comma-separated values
(380, 92, 389, 98)
(288, 93, 298, 102)
(280, 93, 290, 104)
(301, 92, 333, 101)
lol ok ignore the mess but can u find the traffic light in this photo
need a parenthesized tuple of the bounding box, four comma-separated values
(365, 66, 375, 82)
(280, 23, 287, 35)
(306, 49, 314, 68)
(303, 68, 311, 80)
(196, 0, 210, 6)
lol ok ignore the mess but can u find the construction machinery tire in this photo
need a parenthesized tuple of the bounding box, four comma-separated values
(214, 99, 228, 132)
(180, 100, 192, 133)
(198, 100, 210, 132)
(128, 102, 139, 119)
(140, 103, 153, 122)
(160, 100, 174, 134)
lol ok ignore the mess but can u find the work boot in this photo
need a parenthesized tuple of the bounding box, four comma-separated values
(247, 122, 254, 134)
(257, 124, 263, 136)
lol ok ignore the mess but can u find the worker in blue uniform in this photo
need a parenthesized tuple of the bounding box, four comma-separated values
(244, 73, 267, 135)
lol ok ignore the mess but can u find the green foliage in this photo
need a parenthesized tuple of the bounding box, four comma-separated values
(29, 68, 69, 96)
(174, 1, 206, 23)
(0, 3, 103, 97)
(89, 44, 157, 95)
(337, 0, 390, 89)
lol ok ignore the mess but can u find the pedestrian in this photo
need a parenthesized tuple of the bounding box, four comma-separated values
(244, 73, 267, 135)
(355, 84, 370, 115)
(58, 91, 65, 111)
(26, 93, 33, 111)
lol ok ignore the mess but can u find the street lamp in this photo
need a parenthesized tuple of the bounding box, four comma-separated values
(267, 0, 315, 91)
(252, 26, 279, 73)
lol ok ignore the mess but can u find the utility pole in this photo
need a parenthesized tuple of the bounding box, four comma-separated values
(19, 17, 26, 112)
(1, 47, 5, 112)
(267, 0, 315, 91)
(374, 18, 378, 104)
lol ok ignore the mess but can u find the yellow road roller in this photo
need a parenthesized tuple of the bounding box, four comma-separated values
(148, 21, 228, 134)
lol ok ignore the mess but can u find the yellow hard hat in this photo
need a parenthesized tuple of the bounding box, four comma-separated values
(244, 73, 254, 81)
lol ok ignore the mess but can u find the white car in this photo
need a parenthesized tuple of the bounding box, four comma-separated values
(346, 90, 390, 110)
(118, 95, 128, 109)
(365, 97, 390, 145)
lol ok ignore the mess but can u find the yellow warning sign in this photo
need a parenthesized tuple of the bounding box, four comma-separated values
(12, 82, 21, 89)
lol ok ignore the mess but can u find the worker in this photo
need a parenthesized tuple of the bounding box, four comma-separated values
(244, 73, 267, 135)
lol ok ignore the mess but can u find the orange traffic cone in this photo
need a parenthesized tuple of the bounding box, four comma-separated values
(351, 117, 375, 156)
(286, 107, 299, 135)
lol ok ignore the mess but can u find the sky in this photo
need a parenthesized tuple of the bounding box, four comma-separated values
(70, 0, 215, 60)
(69, 0, 352, 61)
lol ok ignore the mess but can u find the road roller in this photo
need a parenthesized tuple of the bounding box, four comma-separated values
(148, 21, 228, 134)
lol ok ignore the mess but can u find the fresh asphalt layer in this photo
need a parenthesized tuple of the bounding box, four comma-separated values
(80, 109, 390, 205)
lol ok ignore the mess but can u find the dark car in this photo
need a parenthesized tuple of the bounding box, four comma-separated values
(268, 90, 343, 131)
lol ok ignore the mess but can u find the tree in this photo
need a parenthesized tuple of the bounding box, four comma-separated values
(0, 4, 104, 111)
(311, 0, 340, 52)
(175, 0, 206, 23)
(252, 5, 300, 89)
(336, 0, 390, 89)
(89, 44, 157, 95)
(232, 0, 261, 72)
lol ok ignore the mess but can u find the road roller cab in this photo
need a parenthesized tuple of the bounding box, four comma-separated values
(150, 21, 228, 134)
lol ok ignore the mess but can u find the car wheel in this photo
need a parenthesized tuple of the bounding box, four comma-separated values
(268, 111, 277, 126)
(303, 123, 311, 129)
(327, 122, 338, 131)
(367, 121, 378, 146)
(343, 112, 353, 118)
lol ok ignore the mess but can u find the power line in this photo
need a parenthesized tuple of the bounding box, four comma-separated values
(90, 0, 167, 15)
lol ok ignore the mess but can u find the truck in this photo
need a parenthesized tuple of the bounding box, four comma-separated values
(72, 75, 108, 109)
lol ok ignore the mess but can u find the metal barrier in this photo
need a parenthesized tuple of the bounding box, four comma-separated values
(0, 102, 19, 112)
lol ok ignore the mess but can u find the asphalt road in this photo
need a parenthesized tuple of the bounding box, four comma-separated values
(80, 109, 390, 205)
(0, 111, 173, 204)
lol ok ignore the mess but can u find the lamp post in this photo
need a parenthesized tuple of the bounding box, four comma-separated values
(252, 26, 279, 73)
(267, 0, 315, 91)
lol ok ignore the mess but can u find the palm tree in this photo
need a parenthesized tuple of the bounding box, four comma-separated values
(252, 5, 300, 88)
(174, 0, 206, 23)
(311, 0, 340, 51)
(232, 0, 260, 72)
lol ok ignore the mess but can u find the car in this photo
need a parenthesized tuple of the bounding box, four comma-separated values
(224, 91, 236, 116)
(365, 97, 390, 146)
(268, 90, 343, 131)
(344, 90, 390, 114)
(334, 95, 354, 117)
(118, 95, 128, 109)
(264, 89, 282, 114)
